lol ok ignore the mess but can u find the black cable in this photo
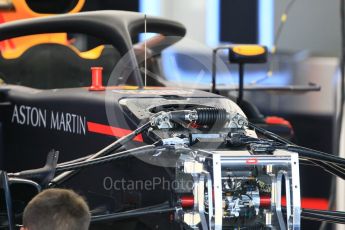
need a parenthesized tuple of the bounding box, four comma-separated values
(85, 122, 151, 161)
(55, 145, 156, 172)
(284, 145, 345, 166)
(281, 207, 345, 224)
(247, 125, 345, 167)
(50, 122, 151, 185)
(244, 121, 345, 179)
(57, 146, 127, 167)
(302, 159, 345, 180)
(57, 154, 92, 167)
(302, 216, 345, 225)
(92, 206, 176, 223)
(304, 208, 345, 218)
(301, 209, 345, 224)
(322, 162, 345, 179)
(248, 122, 294, 145)
(319, 171, 337, 230)
(246, 123, 345, 179)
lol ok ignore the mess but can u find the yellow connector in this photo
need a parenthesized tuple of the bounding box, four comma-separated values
(232, 45, 266, 56)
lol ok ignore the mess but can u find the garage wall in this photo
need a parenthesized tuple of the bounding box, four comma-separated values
(274, 0, 341, 56)
(160, 0, 207, 44)
(154, 0, 341, 56)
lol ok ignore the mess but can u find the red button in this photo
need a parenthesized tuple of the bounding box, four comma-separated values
(89, 67, 105, 91)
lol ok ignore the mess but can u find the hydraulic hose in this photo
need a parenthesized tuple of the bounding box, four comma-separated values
(301, 208, 345, 225)
(247, 121, 345, 180)
(55, 145, 156, 172)
(92, 204, 176, 223)
(248, 121, 294, 145)
(51, 122, 151, 185)
(284, 145, 345, 166)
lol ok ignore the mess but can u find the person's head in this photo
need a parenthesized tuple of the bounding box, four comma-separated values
(21, 188, 90, 230)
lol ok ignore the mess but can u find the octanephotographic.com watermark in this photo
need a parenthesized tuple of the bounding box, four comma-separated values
(103, 176, 194, 191)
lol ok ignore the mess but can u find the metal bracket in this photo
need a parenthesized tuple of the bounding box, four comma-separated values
(0, 171, 14, 230)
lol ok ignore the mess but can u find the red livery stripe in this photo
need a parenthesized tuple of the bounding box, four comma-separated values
(87, 121, 143, 142)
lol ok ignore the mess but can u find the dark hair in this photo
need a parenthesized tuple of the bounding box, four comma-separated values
(23, 188, 90, 230)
